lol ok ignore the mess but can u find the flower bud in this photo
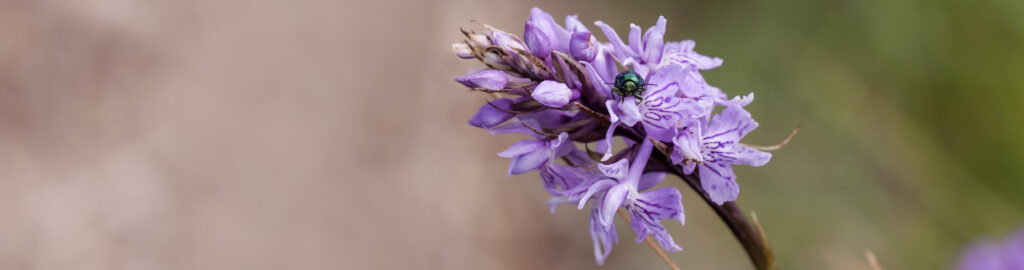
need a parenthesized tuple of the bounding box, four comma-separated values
(468, 98, 515, 128)
(524, 21, 553, 58)
(531, 80, 571, 107)
(452, 42, 474, 59)
(570, 31, 597, 62)
(455, 69, 509, 90)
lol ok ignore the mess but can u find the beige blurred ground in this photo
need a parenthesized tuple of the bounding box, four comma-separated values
(0, 0, 753, 269)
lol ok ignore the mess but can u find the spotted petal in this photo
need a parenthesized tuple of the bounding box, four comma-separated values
(626, 187, 684, 252)
(698, 162, 739, 205)
(589, 207, 618, 265)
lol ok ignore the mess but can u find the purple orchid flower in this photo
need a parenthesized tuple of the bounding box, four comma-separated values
(577, 139, 686, 260)
(453, 7, 781, 266)
(497, 131, 574, 176)
(671, 105, 771, 205)
(600, 64, 704, 160)
(595, 16, 666, 76)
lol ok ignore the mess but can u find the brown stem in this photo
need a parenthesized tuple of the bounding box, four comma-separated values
(666, 165, 778, 270)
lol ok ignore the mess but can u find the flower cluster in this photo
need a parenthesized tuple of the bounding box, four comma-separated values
(453, 7, 772, 264)
(958, 227, 1024, 270)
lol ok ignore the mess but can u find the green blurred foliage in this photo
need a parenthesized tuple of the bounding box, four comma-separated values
(544, 0, 1024, 268)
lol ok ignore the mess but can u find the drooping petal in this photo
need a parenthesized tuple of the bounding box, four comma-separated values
(468, 98, 515, 128)
(454, 69, 509, 90)
(626, 187, 684, 252)
(698, 162, 740, 205)
(601, 100, 620, 161)
(598, 184, 630, 228)
(598, 158, 630, 179)
(589, 207, 618, 265)
(577, 179, 618, 209)
(532, 80, 572, 107)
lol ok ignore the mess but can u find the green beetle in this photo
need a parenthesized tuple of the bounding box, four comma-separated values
(609, 70, 654, 104)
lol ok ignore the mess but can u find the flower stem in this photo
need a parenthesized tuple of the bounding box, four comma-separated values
(617, 210, 680, 270)
(666, 165, 778, 270)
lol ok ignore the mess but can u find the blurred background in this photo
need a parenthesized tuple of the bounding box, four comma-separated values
(1, 0, 1022, 269)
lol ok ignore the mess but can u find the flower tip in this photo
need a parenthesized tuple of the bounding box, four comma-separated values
(570, 31, 597, 62)
(524, 21, 554, 58)
(452, 42, 474, 59)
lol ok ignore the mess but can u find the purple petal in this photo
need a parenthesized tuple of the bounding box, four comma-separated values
(508, 148, 550, 175)
(540, 163, 588, 196)
(589, 208, 618, 265)
(564, 14, 587, 33)
(532, 80, 572, 107)
(958, 240, 1006, 270)
(488, 119, 541, 137)
(672, 123, 703, 165)
(618, 100, 642, 126)
(467, 98, 515, 128)
(594, 20, 637, 59)
(497, 139, 544, 158)
(598, 184, 630, 228)
(641, 16, 666, 64)
(637, 172, 667, 191)
(601, 100, 620, 161)
(626, 187, 684, 252)
(524, 21, 554, 58)
(698, 162, 739, 205)
(718, 92, 755, 107)
(734, 145, 772, 167)
(1006, 229, 1024, 269)
(598, 159, 630, 179)
(704, 105, 759, 145)
(529, 7, 569, 53)
(577, 179, 617, 209)
(454, 69, 509, 90)
(570, 31, 597, 62)
(627, 23, 643, 58)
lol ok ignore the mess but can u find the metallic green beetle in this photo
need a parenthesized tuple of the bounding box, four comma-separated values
(609, 70, 654, 104)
